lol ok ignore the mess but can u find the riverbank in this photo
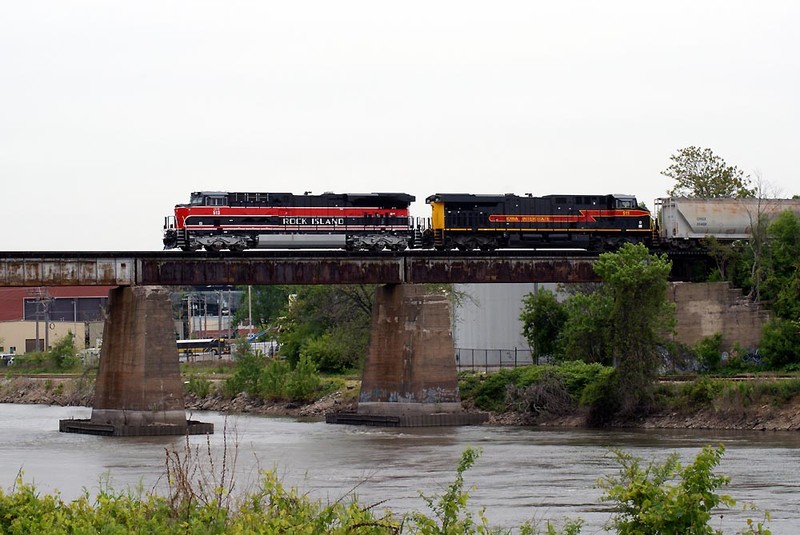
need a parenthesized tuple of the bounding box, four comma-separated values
(3, 375, 800, 431)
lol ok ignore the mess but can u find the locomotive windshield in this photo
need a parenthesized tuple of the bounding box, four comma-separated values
(615, 196, 637, 209)
(189, 192, 228, 206)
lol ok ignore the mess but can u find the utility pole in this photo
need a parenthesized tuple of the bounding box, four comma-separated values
(28, 287, 51, 352)
(186, 294, 192, 339)
(248, 285, 253, 336)
(218, 290, 222, 339)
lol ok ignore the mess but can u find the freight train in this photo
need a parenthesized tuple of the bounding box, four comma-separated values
(162, 191, 800, 252)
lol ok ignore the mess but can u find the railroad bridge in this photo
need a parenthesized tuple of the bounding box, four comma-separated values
(0, 250, 703, 434)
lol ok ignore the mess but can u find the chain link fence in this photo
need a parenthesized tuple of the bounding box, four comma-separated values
(454, 347, 541, 373)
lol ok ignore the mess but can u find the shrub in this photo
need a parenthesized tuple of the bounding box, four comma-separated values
(599, 445, 734, 534)
(463, 369, 522, 412)
(695, 333, 723, 372)
(760, 319, 800, 369)
(48, 332, 79, 370)
(284, 355, 321, 402)
(260, 359, 291, 400)
(300, 333, 348, 372)
(506, 371, 576, 417)
(680, 377, 723, 406)
(223, 350, 265, 397)
(186, 375, 212, 398)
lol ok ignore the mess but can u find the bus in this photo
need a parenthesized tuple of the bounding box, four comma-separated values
(176, 338, 230, 360)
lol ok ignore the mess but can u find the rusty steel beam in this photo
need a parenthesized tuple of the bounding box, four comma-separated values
(0, 256, 134, 286)
(137, 256, 405, 285)
(404, 255, 600, 283)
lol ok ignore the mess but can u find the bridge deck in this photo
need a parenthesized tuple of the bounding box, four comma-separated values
(0, 249, 700, 286)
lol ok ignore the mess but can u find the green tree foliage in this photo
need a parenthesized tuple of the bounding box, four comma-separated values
(278, 285, 374, 371)
(593, 243, 675, 415)
(662, 146, 755, 198)
(760, 210, 800, 319)
(559, 292, 613, 365)
(598, 445, 737, 535)
(760, 319, 800, 369)
(233, 285, 293, 331)
(519, 290, 568, 359)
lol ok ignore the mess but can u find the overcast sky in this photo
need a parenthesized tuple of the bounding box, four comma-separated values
(1, 1, 798, 251)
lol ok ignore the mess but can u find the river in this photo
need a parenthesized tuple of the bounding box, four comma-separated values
(1, 404, 798, 533)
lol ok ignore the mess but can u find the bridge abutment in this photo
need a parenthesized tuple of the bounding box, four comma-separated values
(329, 284, 487, 426)
(60, 286, 212, 436)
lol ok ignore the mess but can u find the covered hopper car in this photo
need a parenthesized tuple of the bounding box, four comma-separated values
(655, 197, 800, 246)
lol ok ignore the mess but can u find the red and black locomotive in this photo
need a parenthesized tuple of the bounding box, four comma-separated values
(162, 191, 416, 252)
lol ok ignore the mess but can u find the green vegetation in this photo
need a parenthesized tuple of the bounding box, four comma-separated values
(222, 343, 323, 402)
(185, 374, 212, 398)
(0, 443, 769, 534)
(598, 445, 770, 535)
(277, 285, 374, 372)
(11, 332, 81, 372)
(238, 284, 374, 373)
(520, 290, 567, 360)
(459, 361, 614, 418)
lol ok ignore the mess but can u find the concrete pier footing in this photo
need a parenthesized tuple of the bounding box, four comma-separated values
(60, 286, 212, 436)
(329, 284, 487, 427)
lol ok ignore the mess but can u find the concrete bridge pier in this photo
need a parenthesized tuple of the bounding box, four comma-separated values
(329, 284, 487, 426)
(60, 286, 212, 436)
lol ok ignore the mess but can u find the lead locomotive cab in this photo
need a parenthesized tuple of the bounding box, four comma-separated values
(425, 193, 652, 251)
(163, 191, 415, 252)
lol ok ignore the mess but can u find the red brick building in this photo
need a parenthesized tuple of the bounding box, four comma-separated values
(0, 286, 114, 354)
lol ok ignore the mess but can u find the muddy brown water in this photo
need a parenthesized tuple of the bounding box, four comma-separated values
(1, 404, 798, 533)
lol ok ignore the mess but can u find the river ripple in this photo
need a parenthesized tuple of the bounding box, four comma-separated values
(0, 404, 798, 534)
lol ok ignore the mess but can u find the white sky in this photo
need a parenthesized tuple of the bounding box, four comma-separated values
(1, 1, 798, 251)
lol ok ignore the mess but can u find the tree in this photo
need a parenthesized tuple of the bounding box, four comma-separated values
(593, 243, 675, 414)
(519, 290, 567, 360)
(760, 318, 800, 369)
(662, 146, 755, 198)
(277, 284, 375, 371)
(233, 285, 293, 332)
(760, 210, 800, 319)
(558, 292, 613, 365)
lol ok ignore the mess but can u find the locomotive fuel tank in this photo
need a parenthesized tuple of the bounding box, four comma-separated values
(657, 197, 800, 242)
